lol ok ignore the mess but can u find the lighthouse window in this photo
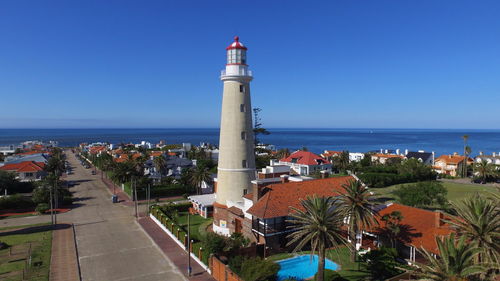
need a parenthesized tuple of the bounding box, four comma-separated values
(240, 104, 245, 112)
(241, 131, 247, 140)
(242, 160, 247, 168)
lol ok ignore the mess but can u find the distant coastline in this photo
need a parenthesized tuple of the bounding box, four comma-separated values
(1, 128, 499, 156)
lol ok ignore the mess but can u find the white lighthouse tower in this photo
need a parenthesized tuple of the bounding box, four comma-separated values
(213, 36, 256, 236)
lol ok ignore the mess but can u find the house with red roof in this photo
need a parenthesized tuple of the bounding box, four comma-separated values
(0, 161, 47, 181)
(224, 176, 356, 251)
(363, 203, 454, 264)
(433, 154, 473, 177)
(278, 150, 331, 176)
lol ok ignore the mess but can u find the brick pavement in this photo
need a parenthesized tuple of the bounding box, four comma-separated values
(50, 223, 80, 281)
(138, 217, 215, 281)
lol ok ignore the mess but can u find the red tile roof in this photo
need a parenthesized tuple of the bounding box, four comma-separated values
(280, 151, 330, 166)
(0, 161, 45, 173)
(18, 150, 48, 155)
(372, 153, 404, 159)
(247, 176, 354, 219)
(434, 155, 467, 164)
(371, 203, 453, 255)
(150, 151, 163, 157)
(321, 150, 342, 158)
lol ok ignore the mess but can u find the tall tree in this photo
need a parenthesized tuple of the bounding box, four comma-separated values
(339, 180, 378, 261)
(253, 108, 270, 146)
(333, 151, 350, 174)
(417, 233, 485, 281)
(153, 155, 167, 176)
(461, 135, 469, 177)
(446, 194, 500, 265)
(474, 160, 495, 183)
(189, 165, 212, 195)
(286, 195, 349, 281)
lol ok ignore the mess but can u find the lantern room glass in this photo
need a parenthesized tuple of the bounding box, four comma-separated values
(227, 49, 246, 64)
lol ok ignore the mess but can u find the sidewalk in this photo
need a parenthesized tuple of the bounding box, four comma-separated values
(138, 216, 215, 281)
(50, 223, 80, 281)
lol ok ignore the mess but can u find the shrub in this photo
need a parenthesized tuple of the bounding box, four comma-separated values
(0, 194, 34, 210)
(228, 255, 245, 274)
(203, 232, 226, 256)
(393, 181, 448, 207)
(361, 247, 403, 280)
(35, 203, 50, 214)
(314, 269, 346, 281)
(239, 257, 280, 281)
(32, 186, 51, 204)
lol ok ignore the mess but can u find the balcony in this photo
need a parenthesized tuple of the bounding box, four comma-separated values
(252, 217, 292, 236)
(221, 69, 253, 77)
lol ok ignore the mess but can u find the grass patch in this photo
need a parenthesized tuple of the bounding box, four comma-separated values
(174, 212, 212, 242)
(0, 223, 52, 281)
(372, 181, 497, 204)
(267, 246, 369, 281)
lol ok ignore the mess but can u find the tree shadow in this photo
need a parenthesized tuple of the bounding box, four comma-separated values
(375, 224, 422, 245)
(0, 223, 71, 237)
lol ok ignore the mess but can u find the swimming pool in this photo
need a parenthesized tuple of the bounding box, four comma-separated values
(276, 255, 339, 281)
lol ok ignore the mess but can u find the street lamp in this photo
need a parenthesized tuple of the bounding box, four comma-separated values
(187, 212, 192, 276)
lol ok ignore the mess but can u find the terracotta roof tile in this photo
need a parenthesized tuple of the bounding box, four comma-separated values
(371, 203, 453, 255)
(280, 151, 330, 165)
(0, 161, 45, 173)
(247, 176, 354, 219)
(435, 155, 467, 164)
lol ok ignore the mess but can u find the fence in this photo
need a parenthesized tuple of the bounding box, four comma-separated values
(149, 206, 210, 273)
(210, 255, 244, 281)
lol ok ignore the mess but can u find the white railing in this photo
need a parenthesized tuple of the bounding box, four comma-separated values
(221, 69, 253, 77)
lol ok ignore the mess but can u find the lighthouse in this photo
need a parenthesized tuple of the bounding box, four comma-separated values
(213, 36, 256, 236)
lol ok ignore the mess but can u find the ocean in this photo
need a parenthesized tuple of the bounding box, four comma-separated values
(0, 128, 499, 156)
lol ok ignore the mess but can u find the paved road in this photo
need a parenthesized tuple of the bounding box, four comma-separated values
(2, 152, 186, 281)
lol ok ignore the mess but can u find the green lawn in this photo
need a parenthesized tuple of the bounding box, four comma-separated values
(0, 224, 52, 281)
(371, 181, 496, 204)
(174, 212, 212, 242)
(267, 246, 369, 281)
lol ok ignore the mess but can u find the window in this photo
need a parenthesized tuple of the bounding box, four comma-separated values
(242, 160, 247, 168)
(243, 189, 248, 195)
(240, 104, 245, 112)
(241, 131, 247, 140)
(239, 85, 244, 93)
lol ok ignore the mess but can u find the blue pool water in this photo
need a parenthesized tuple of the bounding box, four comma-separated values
(276, 255, 339, 281)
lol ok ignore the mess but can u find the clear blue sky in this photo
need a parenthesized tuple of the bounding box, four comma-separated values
(1, 0, 499, 129)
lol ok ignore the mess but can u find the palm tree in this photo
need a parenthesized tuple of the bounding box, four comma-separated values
(153, 155, 167, 176)
(461, 135, 469, 177)
(445, 194, 500, 265)
(417, 233, 484, 281)
(333, 151, 350, 174)
(276, 148, 290, 159)
(286, 195, 349, 281)
(380, 211, 403, 248)
(189, 165, 212, 195)
(474, 160, 495, 183)
(339, 179, 378, 261)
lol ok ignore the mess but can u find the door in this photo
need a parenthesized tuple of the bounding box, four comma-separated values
(235, 218, 242, 233)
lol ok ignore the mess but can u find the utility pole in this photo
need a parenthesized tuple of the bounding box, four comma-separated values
(187, 212, 192, 276)
(54, 170, 58, 225)
(146, 184, 151, 216)
(134, 179, 138, 218)
(49, 185, 54, 225)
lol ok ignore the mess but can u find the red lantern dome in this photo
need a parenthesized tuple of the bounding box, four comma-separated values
(226, 36, 247, 50)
